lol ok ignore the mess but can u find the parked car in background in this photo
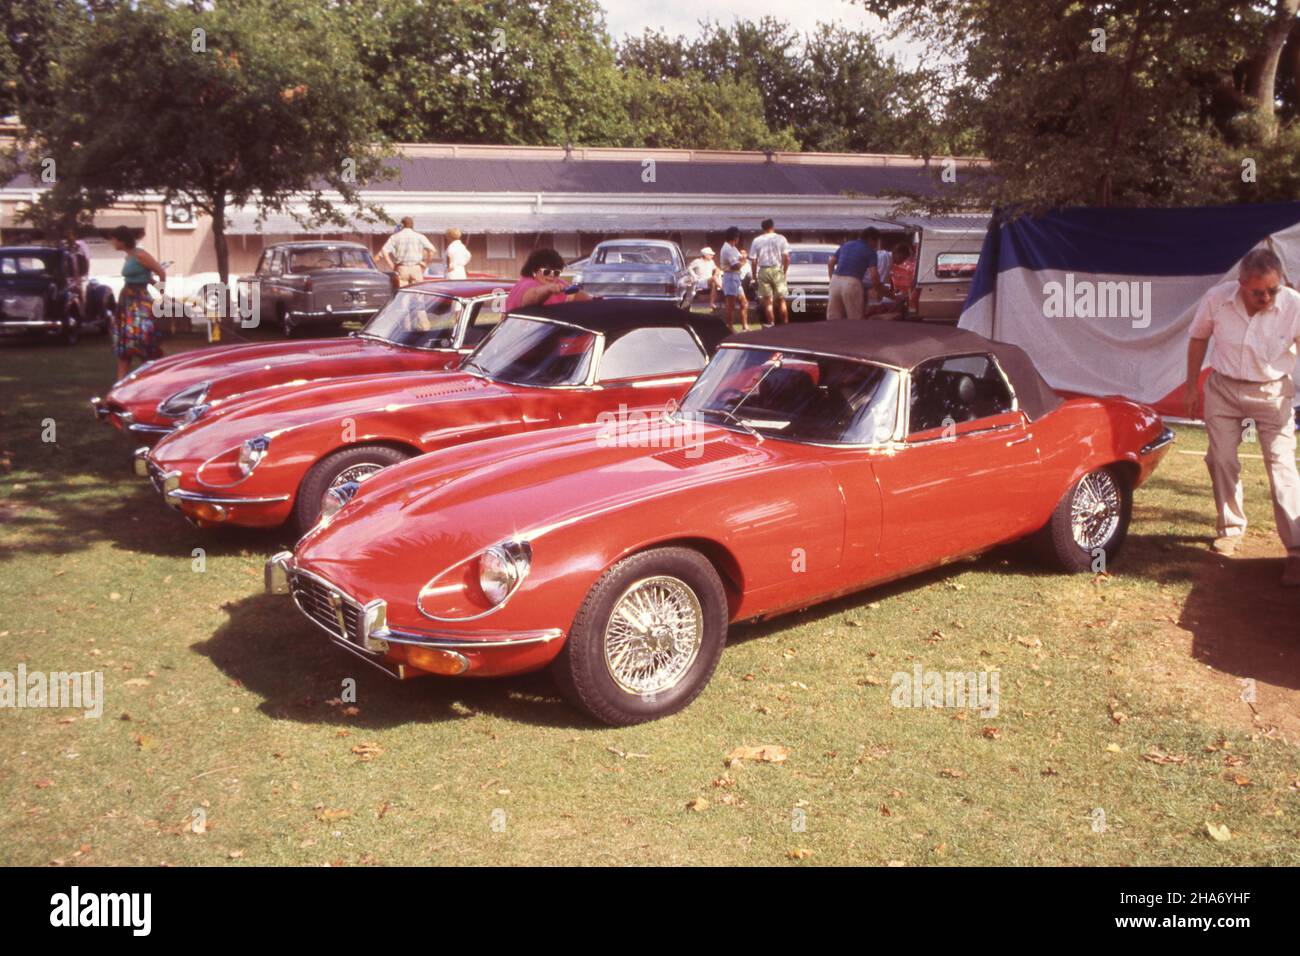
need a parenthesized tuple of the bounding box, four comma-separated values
(0, 245, 110, 345)
(267, 320, 1174, 724)
(573, 240, 693, 308)
(92, 279, 510, 441)
(141, 301, 728, 532)
(238, 241, 396, 336)
(783, 243, 837, 314)
(911, 218, 988, 323)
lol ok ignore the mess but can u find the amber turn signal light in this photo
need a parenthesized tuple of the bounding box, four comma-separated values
(405, 646, 470, 676)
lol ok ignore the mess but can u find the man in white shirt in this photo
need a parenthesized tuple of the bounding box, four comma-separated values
(749, 218, 791, 326)
(1184, 247, 1300, 585)
(379, 217, 437, 286)
(688, 247, 722, 309)
(445, 228, 472, 279)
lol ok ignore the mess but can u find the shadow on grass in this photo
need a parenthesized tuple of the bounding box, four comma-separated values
(0, 465, 297, 562)
(194, 592, 591, 730)
(1181, 555, 1300, 691)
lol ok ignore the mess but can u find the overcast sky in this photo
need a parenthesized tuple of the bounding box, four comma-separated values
(598, 0, 924, 66)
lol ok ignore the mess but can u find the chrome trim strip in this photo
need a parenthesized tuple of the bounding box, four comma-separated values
(1140, 426, 1176, 455)
(383, 627, 564, 650)
(165, 489, 290, 505)
(128, 422, 173, 436)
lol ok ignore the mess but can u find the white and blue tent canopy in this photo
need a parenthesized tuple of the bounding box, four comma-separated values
(958, 203, 1300, 417)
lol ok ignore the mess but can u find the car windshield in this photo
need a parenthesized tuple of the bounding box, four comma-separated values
(287, 247, 374, 272)
(593, 245, 675, 266)
(789, 249, 834, 265)
(462, 316, 597, 387)
(0, 253, 56, 277)
(359, 290, 462, 349)
(680, 346, 900, 445)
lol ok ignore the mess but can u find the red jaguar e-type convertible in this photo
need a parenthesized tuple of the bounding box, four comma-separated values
(139, 301, 728, 531)
(91, 278, 509, 441)
(267, 320, 1175, 725)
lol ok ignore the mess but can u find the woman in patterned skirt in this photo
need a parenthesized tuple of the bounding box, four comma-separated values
(109, 225, 167, 380)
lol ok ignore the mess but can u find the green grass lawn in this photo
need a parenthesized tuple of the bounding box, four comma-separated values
(1, 334, 1297, 866)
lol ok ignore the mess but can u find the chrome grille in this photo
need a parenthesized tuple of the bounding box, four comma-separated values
(289, 571, 363, 645)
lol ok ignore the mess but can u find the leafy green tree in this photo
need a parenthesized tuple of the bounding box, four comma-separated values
(618, 67, 798, 151)
(337, 0, 628, 146)
(859, 0, 1300, 208)
(23, 0, 389, 283)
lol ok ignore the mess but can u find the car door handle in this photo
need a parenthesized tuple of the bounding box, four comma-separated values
(1005, 435, 1031, 446)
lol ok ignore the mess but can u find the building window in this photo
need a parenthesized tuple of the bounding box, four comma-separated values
(487, 234, 515, 260)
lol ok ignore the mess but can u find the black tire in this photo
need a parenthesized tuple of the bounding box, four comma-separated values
(1030, 464, 1132, 572)
(292, 444, 410, 534)
(552, 547, 728, 725)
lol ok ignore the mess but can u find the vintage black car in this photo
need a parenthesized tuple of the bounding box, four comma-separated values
(239, 241, 397, 336)
(0, 245, 111, 345)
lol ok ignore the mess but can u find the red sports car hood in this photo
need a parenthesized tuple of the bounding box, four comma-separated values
(152, 370, 505, 461)
(295, 420, 788, 585)
(106, 337, 417, 410)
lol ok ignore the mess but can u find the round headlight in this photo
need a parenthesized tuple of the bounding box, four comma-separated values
(238, 435, 271, 476)
(320, 480, 361, 522)
(478, 546, 519, 606)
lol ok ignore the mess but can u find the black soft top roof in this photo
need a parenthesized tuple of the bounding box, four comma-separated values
(728, 321, 1063, 421)
(511, 301, 731, 354)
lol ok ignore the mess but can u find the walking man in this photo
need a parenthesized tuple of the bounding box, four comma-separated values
(379, 217, 436, 286)
(1184, 247, 1300, 586)
(750, 219, 791, 326)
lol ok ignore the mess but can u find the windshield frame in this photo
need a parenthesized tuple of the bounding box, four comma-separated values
(459, 314, 604, 390)
(355, 289, 475, 352)
(677, 343, 908, 448)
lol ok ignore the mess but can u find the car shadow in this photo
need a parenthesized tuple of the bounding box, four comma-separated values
(193, 592, 591, 730)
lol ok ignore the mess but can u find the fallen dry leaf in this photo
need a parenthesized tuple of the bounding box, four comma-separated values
(726, 744, 789, 766)
(686, 797, 709, 812)
(1141, 747, 1188, 766)
(1205, 821, 1231, 842)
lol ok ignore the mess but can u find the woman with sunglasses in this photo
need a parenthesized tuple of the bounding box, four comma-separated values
(504, 248, 593, 312)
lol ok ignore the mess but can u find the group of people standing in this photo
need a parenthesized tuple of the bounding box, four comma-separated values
(688, 222, 918, 332)
(378, 218, 472, 285)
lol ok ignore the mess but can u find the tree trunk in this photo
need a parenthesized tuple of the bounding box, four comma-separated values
(211, 191, 229, 287)
(1245, 0, 1300, 137)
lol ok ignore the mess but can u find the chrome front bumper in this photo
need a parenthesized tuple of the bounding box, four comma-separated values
(136, 446, 286, 517)
(94, 399, 173, 436)
(265, 552, 563, 675)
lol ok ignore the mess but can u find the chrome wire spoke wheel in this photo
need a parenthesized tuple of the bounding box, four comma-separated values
(320, 462, 384, 511)
(603, 575, 703, 697)
(1070, 469, 1121, 551)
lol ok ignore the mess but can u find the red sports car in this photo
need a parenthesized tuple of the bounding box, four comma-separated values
(267, 320, 1175, 725)
(91, 278, 510, 441)
(139, 301, 729, 531)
